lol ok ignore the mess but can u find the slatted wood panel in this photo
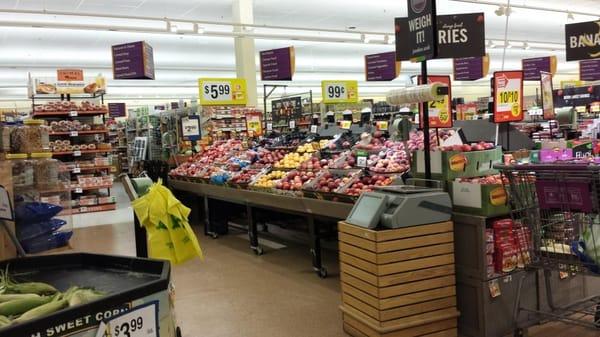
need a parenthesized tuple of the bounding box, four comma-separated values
(338, 221, 459, 337)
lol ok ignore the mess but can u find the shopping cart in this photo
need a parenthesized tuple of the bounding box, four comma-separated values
(496, 163, 600, 336)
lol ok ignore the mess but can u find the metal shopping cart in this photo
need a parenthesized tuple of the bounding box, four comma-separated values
(496, 163, 600, 336)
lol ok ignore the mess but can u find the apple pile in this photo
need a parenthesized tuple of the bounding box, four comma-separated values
(343, 175, 395, 196)
(169, 162, 202, 177)
(354, 132, 385, 152)
(328, 151, 356, 169)
(322, 133, 356, 152)
(457, 174, 507, 185)
(275, 171, 316, 191)
(257, 148, 288, 165)
(439, 142, 495, 152)
(305, 171, 354, 193)
(407, 130, 454, 152)
(230, 169, 262, 185)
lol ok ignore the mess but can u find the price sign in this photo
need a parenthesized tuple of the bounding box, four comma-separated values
(70, 131, 78, 137)
(198, 78, 247, 106)
(418, 75, 452, 128)
(74, 187, 83, 194)
(356, 150, 368, 168)
(266, 122, 273, 131)
(310, 125, 318, 133)
(321, 80, 358, 104)
(289, 120, 296, 129)
(375, 121, 389, 131)
(73, 150, 82, 157)
(493, 71, 524, 123)
(73, 167, 81, 174)
(69, 111, 78, 117)
(340, 120, 352, 129)
(79, 206, 88, 213)
(107, 302, 158, 337)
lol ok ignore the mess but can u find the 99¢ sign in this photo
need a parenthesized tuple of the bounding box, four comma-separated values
(321, 80, 358, 104)
(493, 71, 524, 123)
(418, 75, 452, 128)
(198, 78, 247, 106)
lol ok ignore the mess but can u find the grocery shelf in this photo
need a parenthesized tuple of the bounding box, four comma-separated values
(32, 110, 108, 117)
(39, 183, 113, 194)
(60, 165, 113, 173)
(49, 129, 109, 136)
(60, 202, 117, 215)
(51, 149, 112, 156)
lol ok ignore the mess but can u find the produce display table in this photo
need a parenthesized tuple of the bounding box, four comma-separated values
(169, 178, 354, 278)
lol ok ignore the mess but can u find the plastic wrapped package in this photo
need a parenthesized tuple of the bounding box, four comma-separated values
(31, 152, 59, 189)
(20, 231, 73, 254)
(16, 218, 67, 242)
(17, 120, 49, 153)
(6, 153, 33, 189)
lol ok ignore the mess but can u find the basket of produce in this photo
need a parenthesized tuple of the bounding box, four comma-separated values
(227, 167, 268, 189)
(0, 253, 173, 337)
(336, 172, 399, 203)
(302, 169, 360, 201)
(273, 152, 314, 171)
(272, 170, 315, 197)
(249, 170, 287, 193)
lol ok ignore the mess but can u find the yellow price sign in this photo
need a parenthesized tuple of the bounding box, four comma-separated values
(198, 78, 247, 106)
(376, 121, 389, 131)
(321, 80, 358, 104)
(493, 71, 523, 123)
(340, 120, 352, 129)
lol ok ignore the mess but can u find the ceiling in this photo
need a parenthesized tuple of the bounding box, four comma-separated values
(0, 0, 598, 106)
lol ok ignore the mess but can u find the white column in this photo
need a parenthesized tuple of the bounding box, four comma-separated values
(232, 0, 258, 107)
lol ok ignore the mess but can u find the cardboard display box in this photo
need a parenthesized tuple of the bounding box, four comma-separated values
(411, 147, 502, 180)
(449, 182, 510, 217)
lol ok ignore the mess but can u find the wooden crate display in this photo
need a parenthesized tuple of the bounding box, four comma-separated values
(338, 221, 459, 337)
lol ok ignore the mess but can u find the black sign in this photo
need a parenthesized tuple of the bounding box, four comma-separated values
(565, 20, 600, 61)
(406, 0, 437, 61)
(396, 13, 485, 61)
(271, 96, 302, 123)
(553, 85, 600, 108)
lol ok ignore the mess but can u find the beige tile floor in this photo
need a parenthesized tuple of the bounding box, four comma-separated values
(63, 223, 599, 337)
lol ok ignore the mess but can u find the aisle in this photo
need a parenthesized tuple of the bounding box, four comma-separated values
(65, 223, 599, 337)
(71, 182, 134, 229)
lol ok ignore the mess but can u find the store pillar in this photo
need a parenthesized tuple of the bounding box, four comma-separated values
(232, 0, 258, 107)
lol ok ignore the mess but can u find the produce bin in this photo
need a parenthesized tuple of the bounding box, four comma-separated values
(0, 253, 175, 337)
(449, 182, 510, 217)
(411, 147, 502, 180)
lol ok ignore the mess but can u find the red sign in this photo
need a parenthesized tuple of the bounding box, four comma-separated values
(418, 75, 453, 128)
(57, 69, 83, 81)
(493, 71, 524, 123)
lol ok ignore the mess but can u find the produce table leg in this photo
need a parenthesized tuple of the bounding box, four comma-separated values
(204, 196, 218, 239)
(308, 216, 327, 278)
(247, 205, 263, 255)
(134, 214, 148, 258)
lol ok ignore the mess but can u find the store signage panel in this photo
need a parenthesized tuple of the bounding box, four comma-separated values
(112, 41, 155, 80)
(406, 0, 437, 61)
(580, 59, 600, 81)
(260, 47, 295, 81)
(565, 20, 600, 61)
(57, 69, 84, 82)
(540, 72, 555, 120)
(418, 75, 452, 128)
(321, 80, 358, 104)
(553, 85, 600, 107)
(108, 103, 127, 118)
(198, 78, 247, 106)
(453, 55, 488, 81)
(436, 13, 485, 59)
(493, 71, 524, 123)
(246, 112, 263, 136)
(271, 96, 302, 123)
(522, 56, 556, 81)
(365, 52, 399, 81)
(181, 116, 201, 141)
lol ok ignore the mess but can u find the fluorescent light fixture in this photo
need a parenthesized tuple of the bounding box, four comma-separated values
(361, 34, 371, 43)
(193, 23, 205, 34)
(506, 42, 513, 49)
(567, 11, 575, 20)
(523, 42, 530, 50)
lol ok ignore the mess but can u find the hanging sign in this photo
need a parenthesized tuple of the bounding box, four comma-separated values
(260, 47, 295, 81)
(198, 78, 247, 106)
(111, 41, 155, 80)
(580, 59, 600, 81)
(365, 52, 400, 81)
(522, 56, 557, 81)
(418, 75, 452, 128)
(181, 116, 201, 141)
(271, 96, 302, 123)
(108, 103, 127, 118)
(540, 72, 555, 120)
(396, 12, 485, 61)
(321, 80, 358, 104)
(453, 55, 489, 81)
(405, 0, 437, 61)
(553, 85, 600, 108)
(246, 112, 263, 136)
(565, 20, 600, 61)
(493, 71, 524, 123)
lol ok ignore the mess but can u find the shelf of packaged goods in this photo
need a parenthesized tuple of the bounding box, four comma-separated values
(32, 110, 108, 117)
(51, 149, 112, 156)
(210, 115, 246, 120)
(60, 202, 117, 215)
(49, 129, 109, 136)
(39, 183, 113, 194)
(60, 165, 114, 174)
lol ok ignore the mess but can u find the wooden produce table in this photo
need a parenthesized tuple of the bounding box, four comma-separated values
(338, 221, 459, 337)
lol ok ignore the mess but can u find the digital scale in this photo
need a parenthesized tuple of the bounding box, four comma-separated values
(346, 185, 452, 229)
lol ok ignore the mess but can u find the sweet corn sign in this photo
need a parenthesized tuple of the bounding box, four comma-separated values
(198, 78, 247, 106)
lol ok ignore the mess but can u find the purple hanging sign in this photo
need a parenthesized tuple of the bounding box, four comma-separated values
(111, 41, 155, 80)
(365, 52, 398, 81)
(522, 57, 553, 81)
(108, 103, 126, 117)
(453, 57, 484, 81)
(260, 47, 295, 81)
(580, 59, 600, 81)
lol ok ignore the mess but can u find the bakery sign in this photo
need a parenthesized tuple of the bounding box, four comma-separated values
(565, 20, 600, 61)
(56, 69, 85, 94)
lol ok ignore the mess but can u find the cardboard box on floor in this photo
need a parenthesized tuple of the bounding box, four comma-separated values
(0, 161, 16, 260)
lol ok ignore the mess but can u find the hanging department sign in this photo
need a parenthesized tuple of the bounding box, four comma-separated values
(365, 52, 400, 81)
(418, 75, 452, 128)
(198, 78, 247, 106)
(406, 0, 437, 61)
(321, 80, 358, 104)
(565, 20, 600, 61)
(522, 56, 557, 81)
(111, 41, 155, 80)
(493, 71, 524, 123)
(453, 55, 489, 81)
(260, 47, 295, 81)
(580, 59, 600, 81)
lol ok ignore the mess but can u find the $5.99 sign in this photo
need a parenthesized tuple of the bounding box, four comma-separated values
(493, 71, 524, 123)
(198, 78, 248, 106)
(321, 80, 358, 104)
(97, 302, 158, 337)
(418, 75, 452, 128)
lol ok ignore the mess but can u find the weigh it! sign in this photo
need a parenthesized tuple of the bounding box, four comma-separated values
(418, 75, 452, 128)
(493, 71, 524, 123)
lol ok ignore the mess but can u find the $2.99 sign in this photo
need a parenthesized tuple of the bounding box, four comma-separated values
(493, 71, 524, 123)
(418, 75, 452, 128)
(198, 78, 247, 106)
(321, 80, 358, 104)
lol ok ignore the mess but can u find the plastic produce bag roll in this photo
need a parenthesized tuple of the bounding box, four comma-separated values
(386, 83, 447, 105)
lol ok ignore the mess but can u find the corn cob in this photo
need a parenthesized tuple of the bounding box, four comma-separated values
(0, 296, 53, 316)
(0, 294, 40, 303)
(13, 298, 68, 324)
(0, 315, 11, 328)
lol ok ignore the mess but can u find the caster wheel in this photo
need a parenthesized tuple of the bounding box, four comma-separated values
(318, 267, 328, 278)
(254, 246, 264, 255)
(176, 327, 182, 337)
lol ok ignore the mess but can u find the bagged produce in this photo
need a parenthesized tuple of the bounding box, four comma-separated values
(15, 202, 62, 224)
(20, 231, 73, 254)
(16, 218, 66, 242)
